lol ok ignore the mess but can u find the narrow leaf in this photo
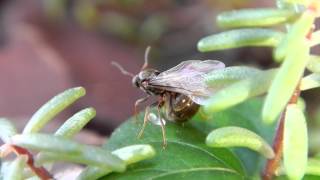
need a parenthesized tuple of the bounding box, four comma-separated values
(206, 126, 274, 159)
(23, 87, 86, 134)
(198, 28, 283, 52)
(0, 118, 17, 143)
(4, 156, 27, 180)
(307, 55, 320, 73)
(12, 134, 79, 154)
(77, 145, 156, 180)
(217, 8, 299, 29)
(300, 73, 320, 91)
(306, 158, 320, 176)
(55, 107, 96, 138)
(282, 0, 312, 6)
(263, 43, 309, 124)
(205, 66, 261, 88)
(204, 69, 277, 113)
(274, 10, 315, 61)
(11, 133, 126, 172)
(102, 116, 246, 179)
(283, 104, 308, 180)
(0, 162, 10, 180)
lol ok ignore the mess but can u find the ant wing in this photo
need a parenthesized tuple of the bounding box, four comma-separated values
(149, 60, 225, 105)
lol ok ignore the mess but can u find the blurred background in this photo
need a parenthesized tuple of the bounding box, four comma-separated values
(1, 0, 320, 151)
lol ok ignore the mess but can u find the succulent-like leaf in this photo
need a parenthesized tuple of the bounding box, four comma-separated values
(205, 66, 261, 89)
(305, 158, 320, 176)
(23, 87, 86, 134)
(101, 116, 245, 179)
(197, 28, 283, 52)
(300, 73, 320, 91)
(0, 118, 17, 143)
(283, 104, 308, 180)
(11, 134, 125, 172)
(281, 0, 312, 6)
(99, 98, 276, 179)
(204, 69, 277, 113)
(78, 145, 156, 180)
(217, 8, 299, 29)
(3, 156, 27, 180)
(206, 126, 275, 159)
(307, 55, 320, 73)
(55, 107, 96, 138)
(263, 43, 309, 124)
(274, 10, 315, 61)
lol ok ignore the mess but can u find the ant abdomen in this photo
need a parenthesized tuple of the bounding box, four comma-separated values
(164, 93, 199, 123)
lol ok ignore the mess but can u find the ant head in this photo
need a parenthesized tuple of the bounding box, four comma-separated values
(112, 46, 154, 89)
(132, 69, 160, 88)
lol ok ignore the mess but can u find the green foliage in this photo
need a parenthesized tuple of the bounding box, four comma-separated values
(196, 0, 320, 179)
(3, 0, 320, 179)
(23, 87, 86, 134)
(78, 145, 155, 179)
(0, 118, 17, 143)
(198, 28, 284, 52)
(217, 8, 299, 28)
(206, 126, 274, 159)
(101, 112, 245, 179)
(0, 87, 154, 179)
(283, 104, 308, 179)
(100, 98, 279, 179)
(204, 68, 277, 113)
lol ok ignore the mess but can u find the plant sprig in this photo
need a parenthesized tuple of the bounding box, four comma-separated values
(0, 87, 155, 179)
(196, 0, 320, 179)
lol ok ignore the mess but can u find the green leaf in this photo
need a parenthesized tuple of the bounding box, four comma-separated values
(0, 118, 17, 143)
(217, 8, 299, 29)
(78, 145, 156, 180)
(204, 69, 277, 113)
(55, 107, 96, 138)
(281, 0, 312, 6)
(206, 126, 274, 159)
(263, 43, 309, 124)
(101, 114, 245, 179)
(23, 87, 86, 134)
(0, 162, 10, 180)
(283, 104, 308, 180)
(101, 98, 275, 179)
(301, 73, 320, 91)
(11, 133, 125, 172)
(3, 156, 26, 180)
(307, 55, 320, 73)
(306, 158, 320, 176)
(205, 66, 261, 89)
(198, 28, 283, 52)
(194, 98, 276, 176)
(274, 10, 315, 61)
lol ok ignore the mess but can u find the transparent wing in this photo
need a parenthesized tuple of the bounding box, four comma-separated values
(149, 60, 225, 105)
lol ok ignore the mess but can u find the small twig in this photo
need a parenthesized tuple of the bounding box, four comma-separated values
(262, 85, 301, 180)
(5, 145, 53, 180)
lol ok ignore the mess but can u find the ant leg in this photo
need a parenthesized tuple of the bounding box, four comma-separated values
(134, 96, 150, 123)
(157, 98, 167, 148)
(141, 46, 151, 70)
(137, 106, 150, 139)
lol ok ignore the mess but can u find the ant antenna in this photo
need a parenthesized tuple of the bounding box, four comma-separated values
(111, 61, 134, 77)
(141, 46, 151, 70)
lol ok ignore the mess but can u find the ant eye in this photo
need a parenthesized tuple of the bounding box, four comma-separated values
(132, 75, 140, 87)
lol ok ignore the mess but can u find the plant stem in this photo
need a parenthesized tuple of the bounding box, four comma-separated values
(262, 85, 300, 180)
(11, 145, 53, 180)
